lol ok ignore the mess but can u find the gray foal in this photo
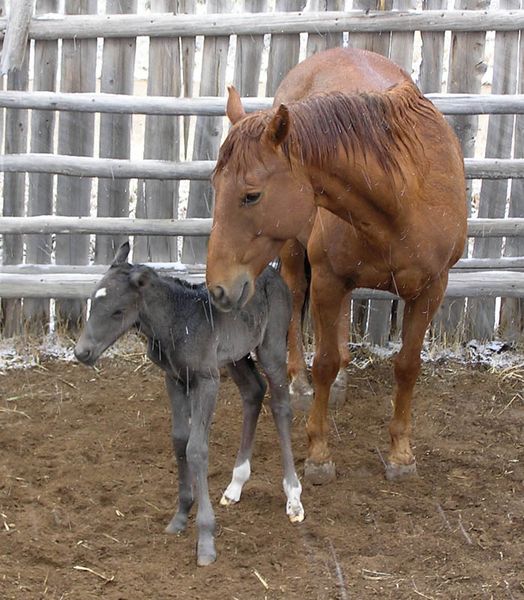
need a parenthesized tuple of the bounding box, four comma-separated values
(75, 242, 304, 566)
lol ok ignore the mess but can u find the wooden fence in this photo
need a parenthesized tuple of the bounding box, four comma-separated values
(0, 0, 523, 344)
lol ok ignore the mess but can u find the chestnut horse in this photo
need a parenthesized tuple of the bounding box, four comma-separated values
(206, 47, 467, 483)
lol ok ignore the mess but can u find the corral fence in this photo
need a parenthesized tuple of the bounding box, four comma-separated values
(0, 0, 523, 346)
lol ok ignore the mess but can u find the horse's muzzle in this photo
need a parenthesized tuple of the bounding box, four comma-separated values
(208, 274, 252, 312)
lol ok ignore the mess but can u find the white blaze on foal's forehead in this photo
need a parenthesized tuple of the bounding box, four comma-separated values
(94, 287, 107, 299)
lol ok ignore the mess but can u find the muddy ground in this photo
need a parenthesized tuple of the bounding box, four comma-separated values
(0, 348, 522, 599)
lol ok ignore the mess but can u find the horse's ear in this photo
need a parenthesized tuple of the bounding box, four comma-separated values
(129, 266, 151, 290)
(265, 104, 290, 147)
(112, 241, 130, 266)
(226, 85, 246, 124)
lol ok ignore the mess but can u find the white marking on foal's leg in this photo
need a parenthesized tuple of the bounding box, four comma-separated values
(283, 478, 305, 523)
(220, 460, 250, 506)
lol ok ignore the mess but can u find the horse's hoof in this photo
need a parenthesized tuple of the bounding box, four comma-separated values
(385, 460, 417, 481)
(219, 493, 238, 507)
(287, 505, 305, 524)
(304, 459, 336, 485)
(197, 552, 217, 567)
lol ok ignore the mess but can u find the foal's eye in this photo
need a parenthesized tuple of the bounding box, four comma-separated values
(112, 309, 124, 319)
(242, 192, 261, 206)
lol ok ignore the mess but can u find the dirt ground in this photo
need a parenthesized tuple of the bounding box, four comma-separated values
(1, 348, 523, 600)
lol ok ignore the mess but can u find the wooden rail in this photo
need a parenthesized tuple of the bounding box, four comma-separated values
(0, 10, 523, 40)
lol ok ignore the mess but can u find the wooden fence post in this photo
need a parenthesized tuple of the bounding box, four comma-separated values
(95, 0, 137, 266)
(134, 0, 181, 263)
(55, 0, 97, 332)
(1, 52, 29, 337)
(178, 0, 196, 158)
(234, 0, 267, 97)
(467, 0, 520, 340)
(23, 0, 59, 336)
(1, 0, 32, 337)
(306, 0, 344, 57)
(182, 0, 232, 265)
(500, 0, 524, 341)
(436, 0, 488, 343)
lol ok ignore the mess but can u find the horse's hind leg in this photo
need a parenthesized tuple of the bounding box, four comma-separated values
(257, 333, 305, 523)
(329, 292, 351, 408)
(387, 278, 447, 480)
(221, 357, 266, 506)
(280, 239, 314, 410)
(164, 374, 193, 534)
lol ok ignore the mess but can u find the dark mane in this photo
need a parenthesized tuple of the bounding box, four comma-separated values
(215, 82, 438, 178)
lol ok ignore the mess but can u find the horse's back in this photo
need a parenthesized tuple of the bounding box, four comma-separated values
(274, 47, 411, 104)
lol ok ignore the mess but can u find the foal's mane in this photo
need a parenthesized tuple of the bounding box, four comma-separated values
(215, 81, 438, 177)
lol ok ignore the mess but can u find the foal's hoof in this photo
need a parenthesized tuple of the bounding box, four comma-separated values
(165, 513, 187, 534)
(290, 389, 313, 412)
(304, 459, 336, 485)
(197, 552, 217, 567)
(328, 371, 348, 408)
(385, 460, 418, 481)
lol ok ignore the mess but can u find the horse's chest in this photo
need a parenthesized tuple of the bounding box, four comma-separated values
(216, 311, 265, 365)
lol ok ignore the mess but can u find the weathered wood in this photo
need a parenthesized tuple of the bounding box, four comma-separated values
(306, 0, 344, 57)
(434, 0, 488, 341)
(419, 0, 447, 93)
(389, 0, 416, 73)
(265, 0, 306, 96)
(348, 0, 391, 56)
(0, 154, 214, 179)
(1, 271, 523, 300)
(1, 90, 524, 115)
(95, 0, 137, 266)
(23, 0, 59, 335)
(1, 52, 29, 337)
(468, 0, 520, 340)
(0, 10, 522, 40)
(2, 154, 523, 180)
(55, 0, 97, 331)
(0, 0, 33, 74)
(2, 216, 522, 237)
(178, 0, 196, 157)
(182, 0, 231, 264)
(135, 0, 181, 263)
(500, 4, 524, 341)
(234, 0, 267, 97)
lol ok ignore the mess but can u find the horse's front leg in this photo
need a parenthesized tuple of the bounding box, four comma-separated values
(186, 371, 220, 566)
(387, 278, 447, 480)
(164, 374, 193, 534)
(280, 239, 313, 409)
(305, 273, 348, 484)
(220, 356, 266, 506)
(328, 291, 352, 408)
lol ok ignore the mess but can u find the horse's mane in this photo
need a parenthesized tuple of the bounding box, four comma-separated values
(215, 81, 439, 178)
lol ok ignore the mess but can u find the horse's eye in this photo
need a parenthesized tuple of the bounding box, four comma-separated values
(243, 192, 261, 206)
(112, 309, 124, 319)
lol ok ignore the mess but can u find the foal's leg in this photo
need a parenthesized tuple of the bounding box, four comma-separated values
(258, 333, 305, 523)
(280, 239, 314, 409)
(220, 356, 266, 505)
(386, 278, 447, 480)
(186, 371, 220, 566)
(164, 374, 193, 534)
(305, 272, 348, 484)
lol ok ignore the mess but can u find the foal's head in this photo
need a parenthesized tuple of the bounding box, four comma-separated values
(207, 87, 316, 312)
(75, 243, 149, 365)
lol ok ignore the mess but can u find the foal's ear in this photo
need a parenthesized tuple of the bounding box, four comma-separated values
(112, 242, 130, 266)
(226, 85, 246, 124)
(129, 266, 151, 290)
(265, 104, 290, 147)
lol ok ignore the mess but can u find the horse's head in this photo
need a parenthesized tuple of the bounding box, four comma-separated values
(207, 87, 315, 311)
(75, 242, 145, 365)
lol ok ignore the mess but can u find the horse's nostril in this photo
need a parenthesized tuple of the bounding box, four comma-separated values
(74, 347, 91, 363)
(211, 285, 225, 301)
